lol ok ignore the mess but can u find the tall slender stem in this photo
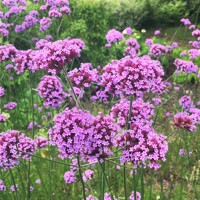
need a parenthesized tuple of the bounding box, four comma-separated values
(77, 156, 86, 200)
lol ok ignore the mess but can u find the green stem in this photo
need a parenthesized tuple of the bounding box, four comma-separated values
(124, 163, 127, 200)
(99, 162, 114, 200)
(140, 165, 144, 199)
(77, 156, 86, 200)
(9, 169, 18, 200)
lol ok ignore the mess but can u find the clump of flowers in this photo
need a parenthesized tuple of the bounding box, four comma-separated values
(0, 87, 5, 97)
(33, 38, 85, 73)
(82, 170, 94, 182)
(124, 38, 140, 57)
(10, 184, 18, 192)
(174, 112, 196, 132)
(35, 136, 48, 149)
(174, 59, 198, 74)
(0, 180, 6, 191)
(15, 10, 39, 33)
(192, 29, 200, 38)
(67, 63, 99, 88)
(154, 30, 161, 35)
(149, 44, 166, 57)
(115, 126, 168, 170)
(106, 29, 124, 43)
(49, 108, 119, 162)
(0, 114, 7, 123)
(180, 18, 191, 26)
(4, 102, 17, 110)
(49, 107, 95, 160)
(111, 98, 154, 128)
(64, 171, 76, 184)
(129, 191, 141, 200)
(13, 50, 34, 74)
(86, 113, 119, 161)
(179, 96, 194, 110)
(38, 75, 67, 109)
(0, 44, 17, 62)
(100, 56, 165, 97)
(39, 17, 52, 32)
(0, 130, 37, 170)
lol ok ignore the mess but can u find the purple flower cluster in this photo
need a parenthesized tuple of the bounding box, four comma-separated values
(33, 38, 84, 73)
(174, 59, 198, 74)
(14, 50, 34, 74)
(124, 38, 140, 57)
(0, 130, 38, 170)
(40, 0, 70, 18)
(149, 44, 166, 57)
(0, 114, 7, 123)
(129, 191, 141, 200)
(64, 171, 76, 184)
(154, 30, 161, 35)
(49, 108, 119, 162)
(0, 87, 5, 97)
(192, 29, 200, 38)
(180, 18, 191, 26)
(0, 44, 17, 62)
(86, 113, 119, 161)
(15, 11, 39, 33)
(100, 56, 165, 97)
(40, 17, 52, 32)
(4, 6, 26, 19)
(4, 102, 17, 110)
(174, 112, 196, 132)
(115, 126, 168, 170)
(106, 29, 124, 43)
(38, 75, 67, 109)
(145, 38, 153, 47)
(111, 98, 154, 128)
(2, 0, 26, 7)
(82, 169, 94, 182)
(67, 63, 99, 88)
(0, 180, 6, 191)
(124, 27, 132, 35)
(188, 49, 200, 60)
(179, 96, 194, 110)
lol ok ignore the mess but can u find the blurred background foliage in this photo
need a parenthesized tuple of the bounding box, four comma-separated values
(5, 0, 200, 67)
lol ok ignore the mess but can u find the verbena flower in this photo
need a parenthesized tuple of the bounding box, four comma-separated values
(64, 171, 76, 184)
(82, 170, 94, 182)
(49, 108, 118, 162)
(115, 126, 168, 170)
(4, 102, 17, 110)
(67, 63, 99, 88)
(154, 30, 161, 35)
(180, 18, 191, 26)
(174, 59, 198, 74)
(0, 87, 5, 97)
(0, 114, 7, 123)
(192, 29, 200, 38)
(129, 191, 141, 200)
(111, 98, 154, 128)
(179, 96, 194, 110)
(188, 49, 200, 60)
(106, 29, 124, 43)
(10, 184, 18, 192)
(100, 56, 165, 97)
(0, 180, 6, 191)
(40, 17, 52, 32)
(174, 112, 196, 132)
(0, 130, 39, 170)
(38, 75, 67, 109)
(35, 179, 41, 184)
(149, 44, 166, 57)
